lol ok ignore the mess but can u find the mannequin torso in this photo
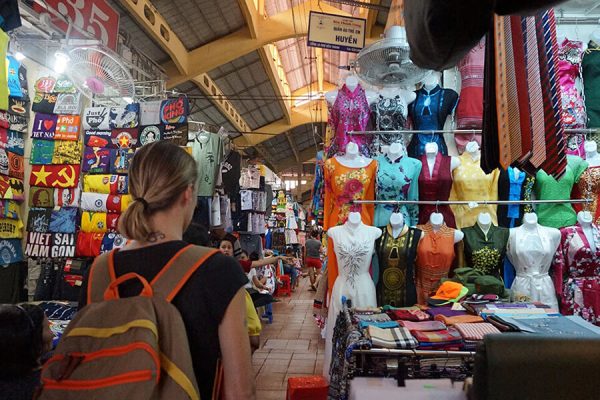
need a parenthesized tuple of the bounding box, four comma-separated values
(326, 75, 378, 105)
(334, 142, 372, 168)
(578, 211, 596, 252)
(425, 142, 460, 177)
(585, 140, 600, 167)
(429, 212, 464, 242)
(477, 212, 492, 236)
(385, 142, 405, 163)
(389, 212, 405, 239)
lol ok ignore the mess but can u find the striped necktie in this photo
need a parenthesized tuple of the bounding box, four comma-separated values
(525, 16, 547, 169)
(495, 15, 512, 169)
(503, 15, 523, 167)
(536, 10, 567, 179)
(511, 16, 533, 166)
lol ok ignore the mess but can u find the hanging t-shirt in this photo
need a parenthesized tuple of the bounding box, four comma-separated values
(6, 55, 22, 98)
(81, 212, 120, 233)
(31, 113, 58, 139)
(0, 148, 9, 176)
(6, 130, 24, 155)
(0, 176, 24, 200)
(0, 217, 23, 238)
(139, 125, 163, 146)
(110, 149, 134, 174)
(110, 104, 139, 128)
(52, 140, 82, 164)
(29, 165, 80, 189)
(192, 132, 224, 196)
(221, 151, 241, 193)
(31, 92, 57, 114)
(7, 114, 27, 132)
(160, 96, 189, 124)
(49, 208, 78, 234)
(0, 30, 7, 110)
(7, 96, 29, 118)
(83, 107, 110, 130)
(29, 187, 54, 208)
(54, 188, 80, 208)
(82, 147, 112, 174)
(54, 93, 82, 115)
(0, 200, 19, 220)
(83, 175, 128, 195)
(111, 128, 139, 149)
(163, 123, 189, 146)
(31, 139, 55, 164)
(0, 239, 23, 266)
(75, 232, 104, 257)
(101, 232, 127, 253)
(27, 208, 52, 233)
(139, 101, 162, 125)
(54, 115, 81, 140)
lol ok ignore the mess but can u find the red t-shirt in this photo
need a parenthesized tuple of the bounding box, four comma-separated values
(240, 259, 252, 273)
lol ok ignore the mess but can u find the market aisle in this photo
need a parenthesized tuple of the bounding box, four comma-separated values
(253, 276, 326, 400)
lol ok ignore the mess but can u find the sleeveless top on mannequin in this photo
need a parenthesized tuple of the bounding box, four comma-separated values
(418, 153, 456, 228)
(371, 95, 409, 148)
(583, 41, 600, 147)
(328, 84, 372, 157)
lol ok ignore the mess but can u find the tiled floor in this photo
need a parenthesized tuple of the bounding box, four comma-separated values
(253, 275, 325, 400)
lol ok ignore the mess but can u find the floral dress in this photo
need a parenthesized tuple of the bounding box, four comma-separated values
(553, 224, 600, 325)
(373, 154, 422, 227)
(558, 39, 587, 156)
(328, 84, 372, 157)
(573, 165, 600, 225)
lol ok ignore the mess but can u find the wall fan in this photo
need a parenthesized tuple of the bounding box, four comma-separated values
(356, 26, 431, 87)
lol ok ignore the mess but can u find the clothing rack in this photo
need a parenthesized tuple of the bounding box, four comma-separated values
(353, 348, 475, 357)
(350, 199, 591, 206)
(348, 128, 599, 135)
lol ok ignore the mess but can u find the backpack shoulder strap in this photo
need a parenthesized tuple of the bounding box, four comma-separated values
(151, 245, 219, 303)
(87, 250, 117, 304)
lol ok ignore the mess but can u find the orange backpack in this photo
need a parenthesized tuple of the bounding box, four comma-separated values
(37, 245, 217, 400)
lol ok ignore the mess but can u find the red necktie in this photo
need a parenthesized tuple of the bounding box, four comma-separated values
(511, 16, 533, 165)
(526, 16, 547, 169)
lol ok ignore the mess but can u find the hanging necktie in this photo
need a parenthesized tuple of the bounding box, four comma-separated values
(481, 25, 500, 174)
(495, 15, 512, 169)
(525, 16, 547, 169)
(503, 15, 523, 167)
(536, 10, 567, 179)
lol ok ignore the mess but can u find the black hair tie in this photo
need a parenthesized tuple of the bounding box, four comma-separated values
(136, 197, 149, 210)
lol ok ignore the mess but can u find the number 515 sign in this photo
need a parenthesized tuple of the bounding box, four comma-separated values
(34, 0, 120, 51)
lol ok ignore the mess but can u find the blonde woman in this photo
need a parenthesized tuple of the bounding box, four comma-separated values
(79, 141, 255, 400)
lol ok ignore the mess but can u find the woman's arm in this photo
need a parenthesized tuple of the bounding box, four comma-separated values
(252, 275, 265, 289)
(251, 255, 283, 268)
(218, 288, 256, 400)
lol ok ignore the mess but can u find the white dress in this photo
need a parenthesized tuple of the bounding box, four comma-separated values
(507, 224, 561, 309)
(323, 222, 381, 379)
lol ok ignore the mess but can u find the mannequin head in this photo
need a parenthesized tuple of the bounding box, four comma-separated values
(346, 142, 359, 156)
(477, 212, 492, 227)
(346, 75, 359, 91)
(425, 142, 439, 156)
(347, 211, 362, 225)
(523, 212, 538, 226)
(465, 141, 480, 154)
(387, 142, 405, 160)
(389, 212, 405, 228)
(429, 212, 444, 227)
(591, 29, 600, 45)
(422, 71, 441, 89)
(578, 211, 593, 226)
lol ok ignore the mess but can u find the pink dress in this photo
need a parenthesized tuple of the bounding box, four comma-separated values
(455, 38, 485, 153)
(558, 39, 587, 157)
(328, 84, 372, 157)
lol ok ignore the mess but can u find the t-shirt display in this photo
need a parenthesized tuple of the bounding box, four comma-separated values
(461, 223, 509, 276)
(328, 84, 372, 156)
(191, 131, 224, 196)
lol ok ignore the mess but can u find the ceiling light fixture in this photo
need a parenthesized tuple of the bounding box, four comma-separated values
(54, 51, 70, 74)
(14, 52, 26, 61)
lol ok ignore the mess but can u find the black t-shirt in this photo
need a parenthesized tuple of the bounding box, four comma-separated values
(79, 241, 247, 400)
(220, 151, 241, 193)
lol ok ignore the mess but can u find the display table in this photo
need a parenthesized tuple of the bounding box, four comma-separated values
(349, 378, 466, 399)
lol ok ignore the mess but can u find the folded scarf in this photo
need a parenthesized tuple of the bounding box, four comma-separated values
(434, 314, 484, 326)
(399, 320, 447, 332)
(368, 326, 418, 349)
(358, 321, 399, 330)
(386, 309, 431, 322)
(412, 328, 463, 344)
(454, 322, 501, 341)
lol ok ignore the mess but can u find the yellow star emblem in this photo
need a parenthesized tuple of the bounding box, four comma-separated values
(118, 134, 131, 148)
(33, 166, 52, 186)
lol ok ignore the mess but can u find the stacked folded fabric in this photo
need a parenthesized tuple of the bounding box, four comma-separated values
(367, 325, 418, 349)
(454, 322, 501, 350)
(434, 314, 484, 326)
(398, 320, 446, 332)
(356, 313, 399, 329)
(386, 308, 431, 322)
(411, 328, 464, 350)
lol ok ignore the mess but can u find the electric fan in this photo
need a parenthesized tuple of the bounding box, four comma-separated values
(356, 26, 431, 87)
(65, 46, 136, 103)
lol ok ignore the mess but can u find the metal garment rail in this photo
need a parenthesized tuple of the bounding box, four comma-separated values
(347, 128, 599, 135)
(353, 348, 475, 357)
(350, 199, 591, 205)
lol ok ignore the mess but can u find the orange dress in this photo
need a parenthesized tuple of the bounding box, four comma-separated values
(324, 157, 377, 296)
(415, 222, 457, 304)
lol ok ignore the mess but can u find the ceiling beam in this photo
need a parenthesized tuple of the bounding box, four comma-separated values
(315, 47, 324, 93)
(366, 0, 381, 38)
(237, 0, 261, 39)
(233, 100, 328, 147)
(165, 0, 354, 88)
(191, 75, 252, 133)
(259, 44, 292, 123)
(117, 0, 189, 75)
(286, 132, 301, 163)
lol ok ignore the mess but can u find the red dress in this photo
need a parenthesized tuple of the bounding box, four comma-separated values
(418, 153, 457, 228)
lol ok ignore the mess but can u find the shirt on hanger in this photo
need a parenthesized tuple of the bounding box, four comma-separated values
(192, 131, 224, 197)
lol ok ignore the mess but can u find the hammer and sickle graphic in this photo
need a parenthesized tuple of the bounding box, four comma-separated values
(52, 166, 77, 188)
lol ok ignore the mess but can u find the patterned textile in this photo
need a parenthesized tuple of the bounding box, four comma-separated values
(358, 321, 398, 330)
(553, 223, 600, 325)
(371, 95, 409, 149)
(583, 41, 600, 146)
(412, 328, 462, 344)
(398, 320, 446, 332)
(355, 313, 392, 323)
(434, 314, 484, 326)
(418, 153, 456, 228)
(328, 84, 372, 157)
(367, 325, 418, 349)
(386, 308, 431, 322)
(457, 38, 485, 131)
(454, 322, 501, 341)
(462, 224, 509, 276)
(574, 166, 600, 225)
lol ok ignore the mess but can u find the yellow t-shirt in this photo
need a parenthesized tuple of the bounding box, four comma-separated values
(245, 291, 262, 337)
(81, 212, 108, 233)
(83, 175, 112, 194)
(0, 218, 23, 238)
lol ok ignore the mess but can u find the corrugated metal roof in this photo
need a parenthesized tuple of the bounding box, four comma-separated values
(254, 123, 324, 167)
(150, 0, 246, 50)
(208, 51, 285, 130)
(276, 38, 317, 92)
(174, 82, 236, 133)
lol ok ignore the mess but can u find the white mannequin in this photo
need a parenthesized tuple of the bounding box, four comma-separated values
(378, 87, 417, 110)
(335, 142, 372, 168)
(389, 212, 405, 239)
(424, 142, 461, 178)
(522, 212, 539, 229)
(325, 75, 378, 106)
(429, 212, 464, 243)
(465, 141, 481, 161)
(584, 140, 600, 167)
(347, 211, 362, 227)
(385, 141, 405, 163)
(477, 212, 492, 236)
(591, 29, 600, 45)
(578, 211, 596, 252)
(422, 71, 441, 90)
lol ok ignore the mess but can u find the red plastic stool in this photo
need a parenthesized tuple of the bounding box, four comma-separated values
(277, 275, 292, 297)
(287, 376, 328, 400)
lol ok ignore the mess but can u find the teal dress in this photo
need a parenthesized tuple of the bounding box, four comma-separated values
(534, 155, 588, 229)
(374, 154, 422, 227)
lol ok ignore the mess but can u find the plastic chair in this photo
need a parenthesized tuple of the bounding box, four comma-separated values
(262, 303, 273, 324)
(287, 376, 328, 400)
(277, 275, 292, 297)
